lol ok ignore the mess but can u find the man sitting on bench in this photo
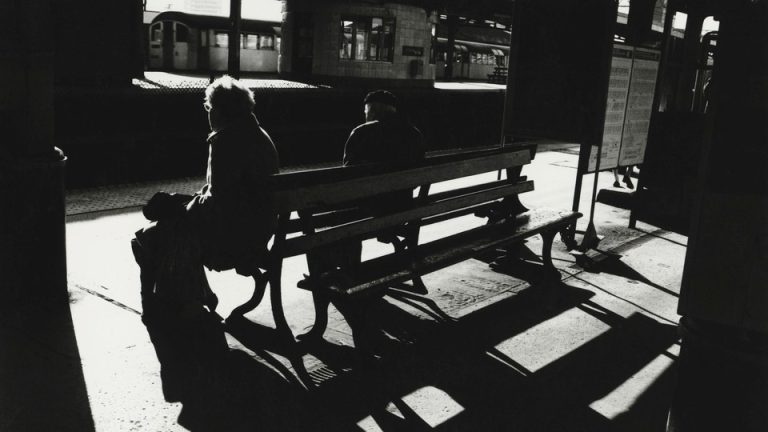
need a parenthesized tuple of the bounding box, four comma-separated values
(302, 90, 425, 289)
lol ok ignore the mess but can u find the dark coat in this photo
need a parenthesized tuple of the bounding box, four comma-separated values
(342, 115, 424, 167)
(342, 113, 425, 213)
(187, 113, 279, 270)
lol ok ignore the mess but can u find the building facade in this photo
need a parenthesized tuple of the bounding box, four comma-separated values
(279, 0, 437, 85)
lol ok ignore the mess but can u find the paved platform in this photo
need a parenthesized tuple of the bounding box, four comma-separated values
(2, 148, 686, 431)
(130, 72, 506, 93)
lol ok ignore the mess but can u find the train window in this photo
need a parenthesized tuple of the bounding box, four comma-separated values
(340, 16, 394, 62)
(368, 17, 394, 61)
(258, 35, 275, 50)
(215, 32, 228, 48)
(176, 24, 189, 43)
(244, 34, 259, 49)
(340, 20, 354, 59)
(150, 23, 162, 42)
(355, 22, 369, 60)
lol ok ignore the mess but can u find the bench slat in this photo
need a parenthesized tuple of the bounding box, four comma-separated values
(331, 208, 581, 296)
(278, 180, 535, 258)
(274, 149, 531, 213)
(281, 177, 524, 235)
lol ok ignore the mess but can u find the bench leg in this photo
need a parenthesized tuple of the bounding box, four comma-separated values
(227, 273, 268, 320)
(410, 276, 428, 295)
(296, 290, 331, 343)
(540, 230, 561, 281)
(268, 262, 295, 344)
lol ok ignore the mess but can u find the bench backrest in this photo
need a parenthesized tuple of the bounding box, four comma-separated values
(270, 146, 536, 258)
(272, 147, 532, 213)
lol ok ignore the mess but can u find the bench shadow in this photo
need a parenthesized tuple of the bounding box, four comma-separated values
(148, 273, 680, 431)
(348, 288, 679, 431)
(340, 276, 595, 365)
(310, 280, 678, 431)
(224, 316, 360, 390)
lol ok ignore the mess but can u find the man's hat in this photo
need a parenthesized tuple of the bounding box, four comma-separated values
(364, 90, 398, 108)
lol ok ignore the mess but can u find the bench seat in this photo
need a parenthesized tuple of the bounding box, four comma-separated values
(322, 208, 580, 297)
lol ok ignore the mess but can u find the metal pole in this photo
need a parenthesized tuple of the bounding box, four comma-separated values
(445, 15, 458, 81)
(578, 0, 619, 251)
(500, 1, 521, 147)
(228, 0, 242, 78)
(497, 1, 520, 181)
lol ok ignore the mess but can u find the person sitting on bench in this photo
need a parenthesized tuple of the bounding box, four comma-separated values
(302, 90, 425, 288)
(131, 75, 280, 322)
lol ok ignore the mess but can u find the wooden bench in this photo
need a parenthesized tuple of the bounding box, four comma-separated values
(228, 145, 581, 353)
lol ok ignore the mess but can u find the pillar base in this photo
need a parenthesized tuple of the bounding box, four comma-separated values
(667, 317, 768, 432)
(0, 149, 68, 306)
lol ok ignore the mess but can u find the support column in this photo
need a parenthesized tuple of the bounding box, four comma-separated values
(228, 0, 242, 78)
(0, 0, 67, 305)
(667, 2, 768, 431)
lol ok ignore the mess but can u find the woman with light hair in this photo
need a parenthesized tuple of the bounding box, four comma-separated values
(134, 74, 279, 312)
(131, 76, 278, 393)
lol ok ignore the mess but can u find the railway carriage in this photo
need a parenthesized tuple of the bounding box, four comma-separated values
(148, 11, 280, 72)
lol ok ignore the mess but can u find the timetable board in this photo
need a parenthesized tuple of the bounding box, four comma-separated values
(618, 47, 660, 166)
(587, 45, 660, 172)
(588, 45, 633, 172)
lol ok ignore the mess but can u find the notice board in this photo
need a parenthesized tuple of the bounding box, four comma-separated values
(588, 44, 633, 171)
(587, 45, 660, 172)
(619, 47, 660, 166)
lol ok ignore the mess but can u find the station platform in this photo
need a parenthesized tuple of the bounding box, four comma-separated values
(130, 71, 507, 92)
(2, 147, 686, 431)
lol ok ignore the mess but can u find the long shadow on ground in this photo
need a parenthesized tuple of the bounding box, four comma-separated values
(148, 270, 679, 431)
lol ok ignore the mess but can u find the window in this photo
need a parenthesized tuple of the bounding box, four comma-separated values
(243, 34, 259, 49)
(340, 20, 354, 59)
(175, 24, 189, 43)
(340, 16, 394, 61)
(215, 32, 228, 47)
(468, 52, 499, 65)
(258, 34, 274, 50)
(239, 33, 274, 50)
(150, 23, 162, 42)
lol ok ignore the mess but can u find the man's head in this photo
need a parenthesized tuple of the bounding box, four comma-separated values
(363, 90, 397, 122)
(204, 75, 255, 132)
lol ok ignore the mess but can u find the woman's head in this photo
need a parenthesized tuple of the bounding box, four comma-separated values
(204, 75, 255, 131)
